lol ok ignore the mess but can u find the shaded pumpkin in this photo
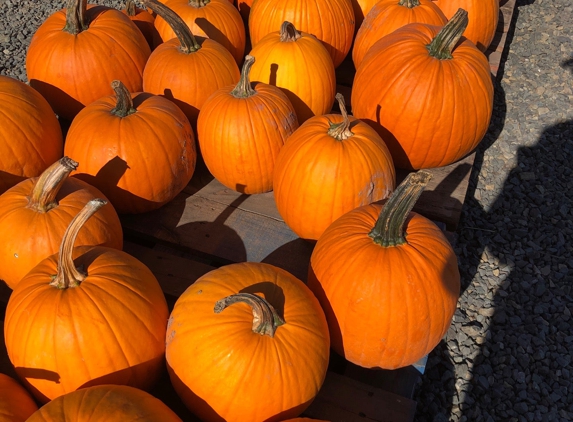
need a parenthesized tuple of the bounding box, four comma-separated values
(0, 157, 122, 289)
(0, 373, 38, 422)
(351, 0, 380, 32)
(122, 0, 158, 50)
(4, 200, 169, 403)
(308, 171, 461, 369)
(351, 10, 494, 169)
(166, 262, 330, 421)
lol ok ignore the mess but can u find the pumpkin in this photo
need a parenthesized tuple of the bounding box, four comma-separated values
(351, 10, 494, 169)
(0, 76, 63, 195)
(351, 0, 380, 31)
(352, 0, 447, 68)
(249, 0, 355, 68)
(237, 0, 253, 21)
(122, 0, 158, 50)
(64, 80, 197, 214)
(433, 0, 499, 51)
(4, 199, 169, 402)
(166, 262, 330, 421)
(0, 157, 122, 289)
(308, 171, 460, 369)
(197, 55, 299, 194)
(142, 0, 240, 129)
(154, 0, 246, 64)
(26, 0, 150, 121)
(26, 384, 182, 422)
(0, 373, 38, 422)
(273, 94, 395, 241)
(249, 21, 336, 123)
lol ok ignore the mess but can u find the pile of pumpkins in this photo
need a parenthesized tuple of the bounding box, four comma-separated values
(0, 0, 499, 419)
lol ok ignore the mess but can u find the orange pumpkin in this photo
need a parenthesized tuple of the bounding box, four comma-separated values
(352, 10, 494, 169)
(122, 0, 158, 50)
(249, 21, 336, 123)
(197, 55, 299, 194)
(433, 0, 499, 51)
(166, 262, 330, 421)
(64, 80, 196, 214)
(142, 0, 240, 128)
(154, 0, 246, 64)
(308, 171, 460, 369)
(0, 157, 122, 289)
(0, 76, 63, 195)
(249, 0, 355, 68)
(0, 373, 38, 422)
(26, 384, 182, 421)
(273, 94, 395, 241)
(4, 200, 169, 402)
(26, 0, 150, 121)
(237, 0, 253, 21)
(351, 0, 379, 31)
(352, 0, 447, 68)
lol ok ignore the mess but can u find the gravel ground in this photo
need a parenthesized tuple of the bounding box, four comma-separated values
(1, 0, 572, 421)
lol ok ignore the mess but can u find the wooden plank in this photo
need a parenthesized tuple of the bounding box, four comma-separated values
(486, 0, 518, 79)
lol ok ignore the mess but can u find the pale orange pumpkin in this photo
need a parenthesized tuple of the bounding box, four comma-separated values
(0, 373, 38, 422)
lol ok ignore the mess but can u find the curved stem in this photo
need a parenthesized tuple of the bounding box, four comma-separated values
(230, 55, 256, 98)
(49, 199, 108, 289)
(27, 157, 78, 213)
(126, 0, 137, 16)
(110, 80, 136, 117)
(279, 21, 302, 43)
(189, 0, 210, 6)
(328, 93, 354, 140)
(214, 293, 285, 337)
(427, 9, 468, 60)
(398, 0, 421, 7)
(143, 0, 201, 53)
(368, 171, 432, 247)
(63, 0, 88, 35)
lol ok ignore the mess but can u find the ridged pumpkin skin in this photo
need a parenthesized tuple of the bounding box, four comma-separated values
(249, 23, 336, 123)
(433, 0, 499, 51)
(25, 385, 182, 422)
(0, 373, 38, 422)
(353, 0, 447, 68)
(166, 262, 330, 422)
(249, 0, 355, 68)
(26, 2, 150, 121)
(154, 0, 246, 64)
(352, 19, 493, 169)
(0, 76, 63, 195)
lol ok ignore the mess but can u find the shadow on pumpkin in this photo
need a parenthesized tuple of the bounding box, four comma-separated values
(261, 238, 315, 282)
(195, 17, 243, 64)
(0, 170, 26, 195)
(29, 79, 85, 122)
(240, 281, 286, 318)
(267, 63, 315, 124)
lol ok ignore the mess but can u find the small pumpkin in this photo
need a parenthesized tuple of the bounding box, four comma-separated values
(4, 199, 169, 402)
(166, 262, 330, 421)
(197, 55, 299, 194)
(308, 171, 460, 369)
(122, 0, 158, 50)
(0, 373, 38, 422)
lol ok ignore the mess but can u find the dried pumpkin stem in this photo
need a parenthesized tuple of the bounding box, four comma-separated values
(143, 0, 201, 53)
(280, 21, 302, 42)
(230, 55, 256, 98)
(398, 0, 421, 8)
(369, 171, 432, 247)
(27, 157, 78, 213)
(126, 0, 137, 16)
(189, 0, 210, 7)
(64, 0, 88, 34)
(427, 9, 468, 60)
(111, 80, 137, 117)
(328, 93, 354, 140)
(214, 293, 285, 337)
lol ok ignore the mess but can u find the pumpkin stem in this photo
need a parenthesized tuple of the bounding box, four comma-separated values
(328, 93, 354, 140)
(398, 0, 421, 8)
(27, 157, 78, 213)
(49, 199, 108, 290)
(189, 0, 210, 7)
(280, 21, 302, 42)
(214, 293, 285, 337)
(230, 55, 257, 98)
(126, 0, 137, 16)
(368, 171, 432, 247)
(111, 80, 137, 117)
(63, 0, 88, 34)
(427, 9, 468, 60)
(143, 0, 201, 53)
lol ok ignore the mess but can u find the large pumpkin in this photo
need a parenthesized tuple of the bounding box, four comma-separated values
(0, 76, 63, 195)
(64, 80, 197, 214)
(0, 373, 38, 422)
(273, 94, 395, 241)
(308, 171, 460, 369)
(4, 200, 169, 402)
(26, 385, 182, 422)
(249, 21, 336, 123)
(249, 0, 355, 68)
(166, 262, 330, 421)
(26, 0, 150, 121)
(352, 10, 494, 169)
(0, 157, 122, 289)
(197, 55, 299, 194)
